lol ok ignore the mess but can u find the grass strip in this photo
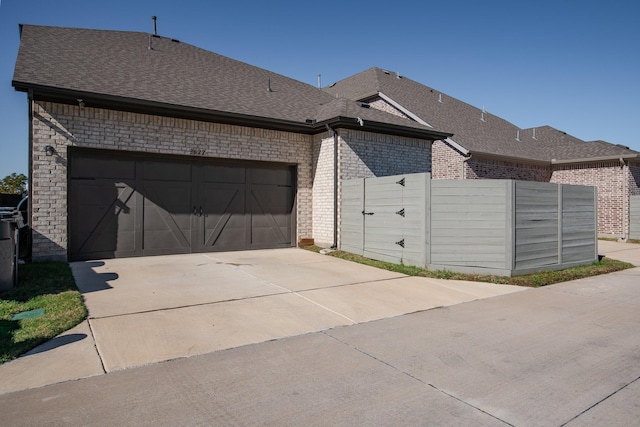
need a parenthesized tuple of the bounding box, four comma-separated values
(0, 262, 87, 364)
(303, 246, 633, 288)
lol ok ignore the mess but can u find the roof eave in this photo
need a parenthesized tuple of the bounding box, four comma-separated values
(470, 151, 550, 166)
(551, 154, 640, 165)
(15, 82, 453, 141)
(14, 82, 321, 134)
(470, 152, 640, 166)
(315, 116, 452, 141)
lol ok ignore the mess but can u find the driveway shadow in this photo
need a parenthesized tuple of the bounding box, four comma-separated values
(69, 261, 118, 293)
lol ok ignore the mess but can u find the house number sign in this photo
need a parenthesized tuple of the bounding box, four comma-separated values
(190, 149, 206, 156)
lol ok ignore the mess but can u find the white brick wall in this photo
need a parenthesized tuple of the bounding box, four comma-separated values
(335, 129, 432, 247)
(367, 98, 409, 119)
(31, 101, 313, 261)
(312, 132, 336, 246)
(338, 129, 432, 180)
(311, 129, 433, 247)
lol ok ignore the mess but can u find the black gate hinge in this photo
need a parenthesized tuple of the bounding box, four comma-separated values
(395, 239, 405, 248)
(396, 178, 405, 187)
(396, 208, 405, 217)
(362, 210, 374, 216)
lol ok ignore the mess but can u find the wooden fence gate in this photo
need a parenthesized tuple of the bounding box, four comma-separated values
(341, 173, 428, 267)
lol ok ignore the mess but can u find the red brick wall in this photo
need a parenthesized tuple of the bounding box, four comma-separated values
(465, 158, 551, 181)
(432, 140, 465, 179)
(551, 161, 625, 237)
(432, 142, 550, 181)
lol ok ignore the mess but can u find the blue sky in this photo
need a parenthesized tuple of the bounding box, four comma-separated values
(1, 0, 639, 178)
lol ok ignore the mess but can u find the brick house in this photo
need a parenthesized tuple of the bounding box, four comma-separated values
(324, 67, 640, 239)
(12, 25, 450, 261)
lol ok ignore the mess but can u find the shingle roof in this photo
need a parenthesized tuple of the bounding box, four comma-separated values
(324, 67, 639, 163)
(523, 126, 638, 162)
(12, 25, 450, 140)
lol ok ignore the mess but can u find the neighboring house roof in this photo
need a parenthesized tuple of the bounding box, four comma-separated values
(324, 67, 639, 163)
(12, 25, 450, 141)
(525, 126, 638, 163)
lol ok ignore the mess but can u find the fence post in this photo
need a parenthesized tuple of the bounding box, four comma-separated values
(594, 186, 599, 261)
(558, 184, 563, 265)
(505, 180, 515, 272)
(425, 172, 431, 267)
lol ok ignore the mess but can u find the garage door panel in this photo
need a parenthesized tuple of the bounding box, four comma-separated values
(201, 185, 245, 214)
(69, 180, 136, 260)
(251, 167, 293, 186)
(143, 161, 192, 182)
(142, 181, 192, 255)
(251, 186, 294, 216)
(71, 157, 136, 180)
(250, 184, 293, 247)
(204, 216, 247, 250)
(69, 150, 295, 260)
(202, 165, 247, 184)
(200, 183, 247, 251)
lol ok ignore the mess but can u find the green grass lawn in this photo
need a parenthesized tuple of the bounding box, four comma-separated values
(0, 263, 87, 364)
(303, 246, 634, 288)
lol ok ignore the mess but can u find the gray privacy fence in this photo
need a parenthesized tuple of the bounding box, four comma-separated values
(341, 173, 598, 276)
(631, 195, 640, 240)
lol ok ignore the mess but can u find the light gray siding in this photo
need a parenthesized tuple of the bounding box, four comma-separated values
(340, 173, 597, 276)
(514, 181, 559, 270)
(361, 174, 427, 266)
(340, 173, 428, 267)
(431, 180, 509, 270)
(340, 178, 364, 256)
(631, 195, 640, 240)
(561, 185, 598, 262)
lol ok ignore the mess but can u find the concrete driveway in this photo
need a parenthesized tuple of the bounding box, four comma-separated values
(1, 244, 639, 425)
(0, 248, 523, 394)
(598, 239, 640, 266)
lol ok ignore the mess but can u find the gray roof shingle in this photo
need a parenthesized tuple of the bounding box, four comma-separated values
(324, 67, 639, 163)
(12, 25, 450, 140)
(13, 25, 331, 122)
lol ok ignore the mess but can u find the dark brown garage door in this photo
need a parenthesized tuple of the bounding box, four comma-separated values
(69, 149, 295, 261)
